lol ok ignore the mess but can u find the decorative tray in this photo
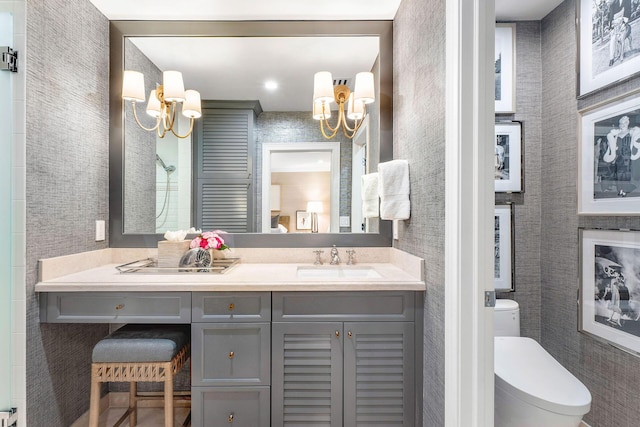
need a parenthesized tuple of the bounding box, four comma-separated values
(115, 257, 240, 274)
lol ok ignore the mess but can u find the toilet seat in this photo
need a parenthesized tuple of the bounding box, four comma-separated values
(494, 337, 591, 416)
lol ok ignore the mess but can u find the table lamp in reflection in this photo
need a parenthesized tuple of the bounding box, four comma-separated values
(306, 201, 324, 233)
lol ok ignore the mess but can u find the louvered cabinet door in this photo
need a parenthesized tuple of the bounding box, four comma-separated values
(272, 322, 344, 427)
(343, 322, 415, 427)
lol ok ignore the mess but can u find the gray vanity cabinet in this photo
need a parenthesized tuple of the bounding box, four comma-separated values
(271, 292, 416, 427)
(191, 292, 271, 427)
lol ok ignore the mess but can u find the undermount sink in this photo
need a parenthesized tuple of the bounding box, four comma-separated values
(296, 266, 382, 278)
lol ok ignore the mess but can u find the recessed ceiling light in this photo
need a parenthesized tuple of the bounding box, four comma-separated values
(265, 80, 278, 90)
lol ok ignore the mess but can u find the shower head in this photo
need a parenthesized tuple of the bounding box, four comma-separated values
(156, 154, 176, 173)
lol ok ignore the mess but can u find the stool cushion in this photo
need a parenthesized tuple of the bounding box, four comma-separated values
(92, 324, 190, 363)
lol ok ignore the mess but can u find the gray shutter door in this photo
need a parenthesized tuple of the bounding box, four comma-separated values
(272, 322, 344, 427)
(195, 108, 254, 232)
(343, 322, 415, 427)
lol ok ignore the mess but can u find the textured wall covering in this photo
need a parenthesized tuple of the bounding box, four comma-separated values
(495, 21, 543, 341)
(393, 0, 446, 424)
(123, 39, 159, 234)
(25, 0, 110, 425)
(541, 1, 640, 426)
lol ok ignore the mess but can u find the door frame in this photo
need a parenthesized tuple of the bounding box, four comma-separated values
(445, 0, 495, 425)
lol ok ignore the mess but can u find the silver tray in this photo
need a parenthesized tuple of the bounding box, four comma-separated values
(115, 258, 240, 274)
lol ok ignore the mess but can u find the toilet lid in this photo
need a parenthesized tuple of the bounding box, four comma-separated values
(494, 337, 591, 416)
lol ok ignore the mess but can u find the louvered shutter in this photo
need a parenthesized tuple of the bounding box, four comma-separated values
(195, 107, 255, 232)
(343, 322, 415, 426)
(272, 322, 343, 426)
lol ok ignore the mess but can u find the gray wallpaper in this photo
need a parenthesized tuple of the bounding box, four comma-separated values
(495, 21, 543, 341)
(393, 0, 446, 425)
(123, 39, 160, 234)
(25, 0, 110, 425)
(541, 1, 640, 426)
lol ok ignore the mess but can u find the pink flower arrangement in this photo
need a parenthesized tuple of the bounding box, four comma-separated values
(190, 231, 229, 251)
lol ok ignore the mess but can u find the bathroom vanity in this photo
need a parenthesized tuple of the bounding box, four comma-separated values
(36, 248, 425, 427)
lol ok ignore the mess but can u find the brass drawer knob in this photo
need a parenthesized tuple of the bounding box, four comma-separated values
(115, 304, 125, 310)
(228, 303, 235, 311)
(347, 331, 352, 338)
(228, 413, 234, 423)
(335, 331, 340, 338)
(228, 351, 235, 359)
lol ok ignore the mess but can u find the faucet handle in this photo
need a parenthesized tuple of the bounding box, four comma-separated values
(313, 250, 324, 265)
(346, 250, 356, 265)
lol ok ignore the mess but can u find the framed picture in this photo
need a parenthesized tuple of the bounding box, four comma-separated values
(296, 210, 311, 230)
(494, 205, 513, 292)
(578, 0, 640, 96)
(495, 23, 516, 113)
(495, 121, 522, 193)
(580, 229, 640, 355)
(578, 92, 640, 214)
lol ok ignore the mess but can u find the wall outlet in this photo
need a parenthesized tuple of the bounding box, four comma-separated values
(339, 216, 350, 227)
(95, 220, 106, 241)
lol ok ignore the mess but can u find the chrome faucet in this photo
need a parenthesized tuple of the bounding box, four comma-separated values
(313, 250, 324, 265)
(330, 245, 341, 265)
(346, 250, 356, 265)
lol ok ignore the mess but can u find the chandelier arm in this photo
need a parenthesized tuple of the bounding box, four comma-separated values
(170, 118, 195, 139)
(320, 118, 341, 139)
(131, 101, 161, 132)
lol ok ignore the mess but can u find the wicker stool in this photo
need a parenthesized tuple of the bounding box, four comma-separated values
(89, 324, 191, 427)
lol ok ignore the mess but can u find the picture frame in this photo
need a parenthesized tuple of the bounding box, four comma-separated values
(579, 229, 640, 355)
(578, 92, 640, 214)
(495, 121, 522, 193)
(296, 210, 311, 230)
(494, 205, 514, 292)
(495, 23, 516, 113)
(577, 0, 640, 97)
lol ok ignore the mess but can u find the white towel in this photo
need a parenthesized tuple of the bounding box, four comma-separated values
(361, 173, 380, 218)
(378, 160, 410, 220)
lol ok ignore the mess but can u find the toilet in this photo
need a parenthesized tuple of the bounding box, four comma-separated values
(494, 299, 591, 427)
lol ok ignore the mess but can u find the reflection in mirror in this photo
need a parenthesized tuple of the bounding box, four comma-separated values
(109, 21, 393, 247)
(123, 36, 380, 235)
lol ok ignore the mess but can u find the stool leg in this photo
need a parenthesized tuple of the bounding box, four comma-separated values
(164, 372, 174, 427)
(89, 365, 101, 427)
(129, 382, 137, 426)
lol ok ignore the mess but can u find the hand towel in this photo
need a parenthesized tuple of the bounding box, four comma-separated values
(361, 173, 380, 218)
(378, 160, 410, 220)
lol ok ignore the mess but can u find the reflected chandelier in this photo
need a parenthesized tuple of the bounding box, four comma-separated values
(312, 71, 375, 140)
(122, 70, 202, 139)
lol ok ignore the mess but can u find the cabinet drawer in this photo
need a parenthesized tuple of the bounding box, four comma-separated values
(192, 323, 270, 386)
(192, 292, 270, 322)
(191, 386, 270, 427)
(40, 292, 191, 323)
(273, 291, 415, 321)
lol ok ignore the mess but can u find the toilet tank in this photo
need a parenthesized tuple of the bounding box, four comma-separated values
(494, 299, 520, 337)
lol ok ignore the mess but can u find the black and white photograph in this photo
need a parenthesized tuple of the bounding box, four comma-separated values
(296, 210, 311, 230)
(579, 93, 640, 213)
(494, 205, 513, 292)
(579, 0, 640, 96)
(495, 23, 515, 113)
(494, 122, 522, 192)
(580, 229, 640, 354)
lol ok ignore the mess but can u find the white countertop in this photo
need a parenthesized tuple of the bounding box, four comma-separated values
(35, 248, 426, 292)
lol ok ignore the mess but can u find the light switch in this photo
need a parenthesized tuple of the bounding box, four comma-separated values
(339, 216, 350, 227)
(95, 220, 106, 241)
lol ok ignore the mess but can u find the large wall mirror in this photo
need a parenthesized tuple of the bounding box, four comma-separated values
(110, 21, 392, 247)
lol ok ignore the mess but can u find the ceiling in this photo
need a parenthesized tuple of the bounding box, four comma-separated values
(96, 0, 564, 112)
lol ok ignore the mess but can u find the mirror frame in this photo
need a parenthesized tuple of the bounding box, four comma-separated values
(109, 20, 393, 248)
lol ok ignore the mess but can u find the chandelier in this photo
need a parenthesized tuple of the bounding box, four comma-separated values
(312, 71, 375, 139)
(122, 70, 202, 139)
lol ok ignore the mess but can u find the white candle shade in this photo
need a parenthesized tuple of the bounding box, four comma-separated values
(312, 100, 331, 120)
(353, 71, 375, 104)
(146, 90, 162, 117)
(347, 94, 364, 120)
(313, 71, 335, 104)
(162, 70, 185, 102)
(122, 70, 145, 102)
(182, 90, 202, 119)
